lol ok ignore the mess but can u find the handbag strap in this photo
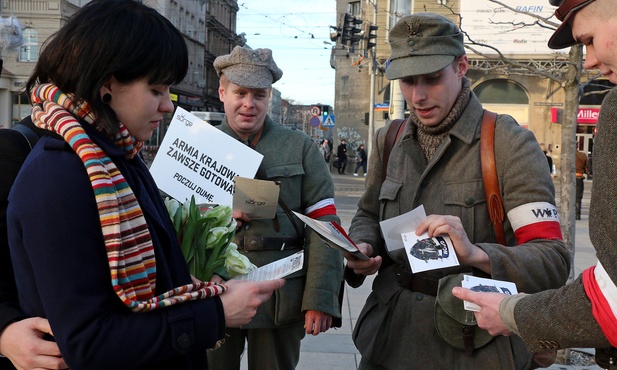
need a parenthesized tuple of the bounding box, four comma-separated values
(11, 123, 40, 150)
(480, 110, 506, 245)
(250, 125, 302, 240)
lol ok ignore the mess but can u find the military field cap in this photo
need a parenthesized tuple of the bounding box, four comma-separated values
(547, 0, 596, 49)
(213, 46, 283, 89)
(386, 13, 465, 80)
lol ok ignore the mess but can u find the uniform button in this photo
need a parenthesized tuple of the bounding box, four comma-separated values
(415, 293, 423, 301)
(465, 197, 475, 206)
(177, 333, 191, 349)
(244, 224, 250, 231)
(250, 239, 258, 247)
(283, 169, 290, 176)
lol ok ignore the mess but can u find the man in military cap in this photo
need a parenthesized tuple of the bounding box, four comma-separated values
(207, 46, 343, 370)
(454, 1, 617, 368)
(344, 12, 569, 369)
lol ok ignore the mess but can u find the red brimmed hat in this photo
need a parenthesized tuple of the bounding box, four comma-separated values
(548, 0, 596, 49)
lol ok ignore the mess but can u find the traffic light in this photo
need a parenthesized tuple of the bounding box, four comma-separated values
(341, 13, 354, 44)
(322, 105, 330, 120)
(366, 25, 378, 50)
(350, 17, 364, 45)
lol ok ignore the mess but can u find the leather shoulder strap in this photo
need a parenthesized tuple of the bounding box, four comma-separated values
(480, 110, 506, 245)
(381, 119, 406, 183)
(11, 123, 39, 150)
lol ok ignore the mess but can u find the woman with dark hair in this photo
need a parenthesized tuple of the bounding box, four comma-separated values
(5, 1, 283, 369)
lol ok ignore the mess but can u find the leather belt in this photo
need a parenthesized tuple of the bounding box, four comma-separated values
(394, 265, 439, 296)
(238, 236, 302, 251)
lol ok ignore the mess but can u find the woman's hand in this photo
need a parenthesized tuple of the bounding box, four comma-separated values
(219, 279, 285, 327)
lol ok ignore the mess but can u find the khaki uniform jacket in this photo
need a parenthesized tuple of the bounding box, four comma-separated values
(511, 88, 617, 352)
(348, 94, 570, 370)
(219, 116, 343, 328)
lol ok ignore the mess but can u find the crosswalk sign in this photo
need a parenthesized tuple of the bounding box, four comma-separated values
(322, 115, 335, 128)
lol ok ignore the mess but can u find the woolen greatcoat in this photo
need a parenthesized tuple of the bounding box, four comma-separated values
(508, 88, 617, 352)
(218, 116, 343, 328)
(348, 94, 570, 370)
(7, 122, 224, 369)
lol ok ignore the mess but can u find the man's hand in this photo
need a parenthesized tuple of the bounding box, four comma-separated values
(220, 279, 285, 327)
(232, 210, 250, 229)
(416, 214, 491, 273)
(0, 317, 68, 370)
(344, 243, 381, 276)
(304, 310, 332, 336)
(452, 287, 512, 336)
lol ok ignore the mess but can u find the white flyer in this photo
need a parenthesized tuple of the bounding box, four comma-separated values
(233, 251, 304, 282)
(401, 232, 459, 273)
(461, 275, 518, 312)
(150, 107, 263, 206)
(379, 205, 427, 252)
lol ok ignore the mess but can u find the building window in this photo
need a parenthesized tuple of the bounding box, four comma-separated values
(474, 79, 528, 104)
(580, 79, 615, 105)
(348, 1, 361, 16)
(19, 28, 39, 62)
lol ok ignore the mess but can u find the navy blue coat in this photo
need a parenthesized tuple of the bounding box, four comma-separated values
(7, 123, 224, 370)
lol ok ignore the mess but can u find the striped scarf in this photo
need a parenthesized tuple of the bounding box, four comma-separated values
(30, 84, 227, 313)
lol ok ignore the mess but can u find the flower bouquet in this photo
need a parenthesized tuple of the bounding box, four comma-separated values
(164, 196, 256, 281)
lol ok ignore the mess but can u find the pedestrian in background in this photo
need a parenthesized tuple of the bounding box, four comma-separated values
(576, 149, 590, 220)
(209, 46, 343, 370)
(540, 142, 554, 175)
(354, 144, 367, 177)
(344, 12, 569, 370)
(453, 1, 617, 368)
(336, 139, 347, 174)
(320, 138, 331, 163)
(3, 2, 283, 369)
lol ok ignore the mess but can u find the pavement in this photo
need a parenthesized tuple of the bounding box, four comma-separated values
(240, 173, 600, 370)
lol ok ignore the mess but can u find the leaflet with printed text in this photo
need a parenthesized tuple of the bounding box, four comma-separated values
(234, 251, 304, 281)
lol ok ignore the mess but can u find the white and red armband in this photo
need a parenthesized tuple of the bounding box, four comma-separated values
(583, 261, 617, 347)
(507, 201, 563, 244)
(304, 198, 337, 219)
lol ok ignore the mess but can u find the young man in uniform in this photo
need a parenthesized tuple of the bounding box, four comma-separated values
(454, 1, 617, 367)
(208, 46, 343, 370)
(345, 12, 569, 370)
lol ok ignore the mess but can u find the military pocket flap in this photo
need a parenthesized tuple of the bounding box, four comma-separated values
(379, 178, 402, 201)
(265, 163, 304, 179)
(443, 180, 486, 207)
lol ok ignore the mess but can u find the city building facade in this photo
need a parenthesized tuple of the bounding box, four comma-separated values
(0, 0, 242, 129)
(330, 0, 613, 172)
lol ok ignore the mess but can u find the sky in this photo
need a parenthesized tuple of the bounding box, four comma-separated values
(236, 0, 337, 107)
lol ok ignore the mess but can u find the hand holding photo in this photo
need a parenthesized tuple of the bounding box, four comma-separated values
(401, 232, 459, 273)
(461, 275, 518, 312)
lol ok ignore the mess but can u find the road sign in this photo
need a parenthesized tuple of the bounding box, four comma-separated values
(310, 106, 321, 117)
(310, 116, 321, 127)
(322, 115, 335, 128)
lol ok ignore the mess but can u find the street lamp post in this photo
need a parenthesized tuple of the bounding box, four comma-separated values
(367, 0, 378, 162)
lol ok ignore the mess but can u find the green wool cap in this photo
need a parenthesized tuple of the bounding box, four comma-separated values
(386, 13, 465, 80)
(214, 46, 283, 89)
